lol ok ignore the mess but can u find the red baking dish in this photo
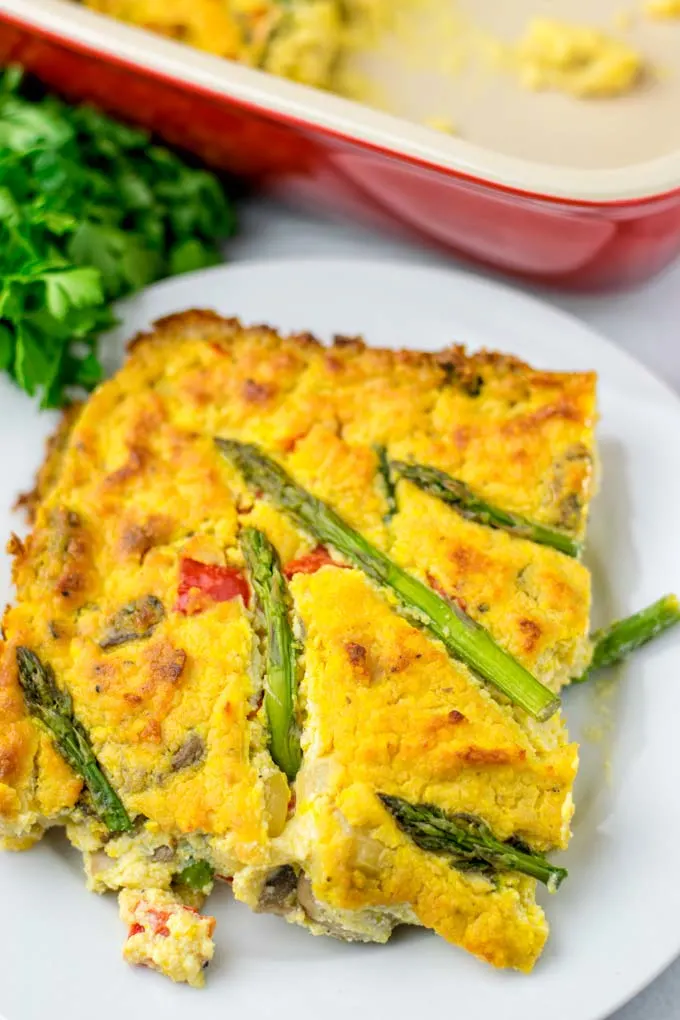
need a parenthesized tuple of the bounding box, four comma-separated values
(2, 0, 680, 290)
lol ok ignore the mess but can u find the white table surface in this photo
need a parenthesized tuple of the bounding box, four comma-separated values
(229, 195, 680, 1020)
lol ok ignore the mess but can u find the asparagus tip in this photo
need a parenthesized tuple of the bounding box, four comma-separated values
(536, 694, 561, 722)
(575, 592, 680, 683)
(547, 865, 568, 893)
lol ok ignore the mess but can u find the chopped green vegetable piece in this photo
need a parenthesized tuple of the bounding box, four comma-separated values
(175, 859, 215, 891)
(0, 65, 235, 407)
(241, 527, 302, 781)
(374, 445, 398, 522)
(392, 460, 581, 558)
(379, 794, 567, 891)
(16, 647, 131, 833)
(98, 594, 165, 650)
(216, 439, 559, 721)
(574, 594, 680, 683)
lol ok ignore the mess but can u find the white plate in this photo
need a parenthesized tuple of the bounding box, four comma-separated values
(1, 259, 679, 1020)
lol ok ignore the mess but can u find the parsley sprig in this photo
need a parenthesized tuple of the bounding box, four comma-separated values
(0, 67, 235, 407)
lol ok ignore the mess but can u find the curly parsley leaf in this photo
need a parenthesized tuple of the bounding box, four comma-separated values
(0, 66, 236, 408)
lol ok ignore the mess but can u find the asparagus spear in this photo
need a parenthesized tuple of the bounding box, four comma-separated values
(392, 460, 581, 558)
(574, 594, 680, 683)
(16, 647, 132, 833)
(240, 527, 302, 780)
(379, 794, 567, 892)
(373, 445, 398, 522)
(217, 439, 558, 721)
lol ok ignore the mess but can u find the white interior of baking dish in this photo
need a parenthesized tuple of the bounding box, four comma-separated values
(354, 0, 680, 172)
(2, 0, 680, 203)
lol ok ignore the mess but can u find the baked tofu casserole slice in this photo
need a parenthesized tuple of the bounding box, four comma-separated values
(0, 311, 596, 985)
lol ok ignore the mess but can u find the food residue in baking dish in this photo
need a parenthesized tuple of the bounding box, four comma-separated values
(81, 0, 420, 90)
(79, 1, 656, 102)
(512, 18, 644, 98)
(83, 0, 346, 87)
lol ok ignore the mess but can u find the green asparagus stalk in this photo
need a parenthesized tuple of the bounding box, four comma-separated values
(16, 647, 132, 832)
(574, 594, 680, 683)
(379, 794, 567, 892)
(240, 527, 302, 780)
(374, 445, 398, 522)
(392, 460, 581, 558)
(217, 439, 558, 721)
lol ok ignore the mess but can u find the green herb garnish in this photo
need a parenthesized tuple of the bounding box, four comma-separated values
(0, 66, 235, 407)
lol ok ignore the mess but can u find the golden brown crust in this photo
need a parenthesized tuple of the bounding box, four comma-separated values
(14, 404, 83, 524)
(128, 310, 572, 385)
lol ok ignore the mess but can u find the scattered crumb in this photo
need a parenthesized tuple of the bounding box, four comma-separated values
(583, 671, 620, 788)
(361, 0, 474, 76)
(334, 66, 390, 109)
(644, 0, 680, 15)
(613, 10, 635, 30)
(514, 18, 644, 98)
(422, 115, 457, 134)
(604, 756, 613, 786)
(119, 888, 216, 988)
